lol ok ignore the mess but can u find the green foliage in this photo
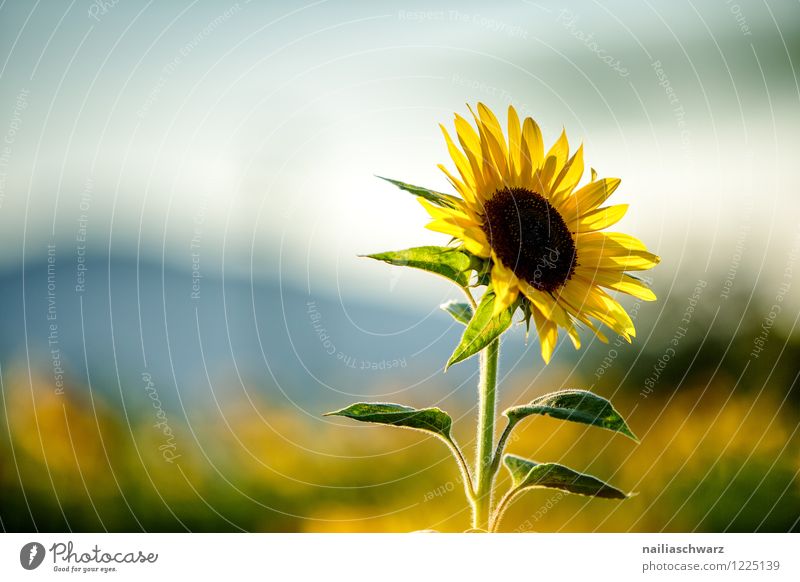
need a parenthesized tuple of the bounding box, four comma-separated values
(440, 301, 474, 325)
(503, 455, 628, 499)
(364, 246, 473, 288)
(332, 173, 647, 532)
(447, 289, 517, 368)
(468, 254, 492, 286)
(324, 402, 453, 440)
(377, 176, 462, 209)
(504, 389, 638, 441)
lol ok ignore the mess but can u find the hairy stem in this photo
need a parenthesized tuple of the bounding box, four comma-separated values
(489, 419, 516, 480)
(472, 339, 499, 530)
(490, 486, 521, 532)
(461, 286, 478, 310)
(444, 437, 475, 500)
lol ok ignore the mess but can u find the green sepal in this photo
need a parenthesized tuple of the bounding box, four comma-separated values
(503, 454, 628, 499)
(504, 389, 638, 441)
(520, 300, 533, 342)
(467, 254, 491, 287)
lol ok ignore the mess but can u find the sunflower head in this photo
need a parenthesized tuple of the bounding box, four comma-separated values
(423, 103, 660, 363)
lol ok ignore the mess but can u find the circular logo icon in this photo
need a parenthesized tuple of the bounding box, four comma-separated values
(20, 542, 46, 570)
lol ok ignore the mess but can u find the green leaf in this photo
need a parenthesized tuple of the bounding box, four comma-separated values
(503, 455, 628, 499)
(504, 389, 638, 441)
(447, 289, 516, 368)
(377, 176, 461, 209)
(324, 402, 452, 439)
(467, 254, 492, 286)
(364, 246, 472, 288)
(440, 301, 474, 325)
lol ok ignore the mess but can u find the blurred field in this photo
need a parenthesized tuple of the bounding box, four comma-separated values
(2, 343, 798, 533)
(2, 273, 798, 533)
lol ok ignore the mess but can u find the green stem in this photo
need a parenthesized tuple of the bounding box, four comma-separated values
(472, 338, 499, 531)
(489, 419, 516, 480)
(490, 486, 521, 532)
(462, 286, 478, 310)
(443, 437, 475, 500)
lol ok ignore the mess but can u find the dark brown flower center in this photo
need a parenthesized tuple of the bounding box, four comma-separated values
(481, 187, 576, 293)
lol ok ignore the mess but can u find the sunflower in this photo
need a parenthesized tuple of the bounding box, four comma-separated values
(422, 103, 660, 363)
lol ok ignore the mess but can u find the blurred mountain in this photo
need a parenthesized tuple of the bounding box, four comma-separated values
(0, 255, 506, 414)
(1, 254, 797, 419)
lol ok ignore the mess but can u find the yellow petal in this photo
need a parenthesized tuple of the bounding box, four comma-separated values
(425, 220, 491, 258)
(578, 231, 651, 253)
(535, 156, 558, 198)
(540, 129, 569, 188)
(565, 320, 581, 349)
(454, 113, 487, 193)
(546, 129, 569, 168)
(437, 164, 478, 210)
(491, 253, 516, 282)
(463, 235, 492, 258)
(418, 198, 472, 223)
(551, 144, 584, 205)
(532, 307, 558, 364)
(491, 259, 519, 316)
(424, 219, 464, 237)
(518, 285, 569, 329)
(477, 102, 509, 163)
(507, 106, 522, 180)
(440, 124, 476, 190)
(569, 204, 628, 233)
(561, 178, 621, 217)
(519, 285, 582, 353)
(468, 105, 505, 185)
(577, 233, 661, 271)
(521, 285, 558, 319)
(580, 252, 661, 272)
(426, 217, 485, 243)
(574, 269, 657, 301)
(558, 300, 609, 344)
(519, 116, 544, 182)
(556, 279, 635, 340)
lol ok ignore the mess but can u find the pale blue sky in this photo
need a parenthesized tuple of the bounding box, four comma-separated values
(0, 0, 798, 308)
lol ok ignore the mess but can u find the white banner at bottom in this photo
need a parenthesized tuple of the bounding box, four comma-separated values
(0, 533, 796, 581)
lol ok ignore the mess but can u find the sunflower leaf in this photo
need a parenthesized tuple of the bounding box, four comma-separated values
(504, 389, 638, 441)
(446, 289, 516, 368)
(503, 455, 628, 499)
(377, 176, 461, 209)
(467, 254, 492, 286)
(440, 301, 474, 325)
(324, 402, 452, 439)
(364, 246, 472, 288)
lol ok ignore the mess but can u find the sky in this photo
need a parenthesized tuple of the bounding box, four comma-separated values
(0, 0, 798, 308)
